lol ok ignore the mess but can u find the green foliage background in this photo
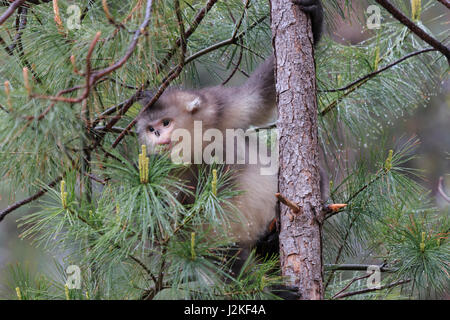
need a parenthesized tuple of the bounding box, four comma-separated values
(0, 0, 448, 299)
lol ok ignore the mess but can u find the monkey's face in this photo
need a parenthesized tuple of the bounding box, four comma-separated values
(137, 90, 209, 156)
(142, 117, 174, 151)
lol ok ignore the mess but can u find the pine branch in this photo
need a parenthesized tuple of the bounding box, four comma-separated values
(93, 126, 136, 136)
(324, 210, 362, 290)
(6, 5, 26, 53)
(221, 41, 244, 85)
(183, 14, 268, 65)
(320, 48, 436, 94)
(90, 87, 144, 150)
(0, 176, 62, 223)
(100, 5, 267, 149)
(156, 0, 218, 73)
(92, 0, 152, 80)
(0, 102, 8, 113)
(325, 169, 386, 221)
(333, 279, 411, 299)
(275, 193, 301, 214)
(12, 7, 41, 83)
(320, 48, 438, 116)
(0, 3, 28, 56)
(0, 34, 11, 55)
(0, 0, 26, 26)
(64, 206, 153, 280)
(102, 0, 129, 31)
(91, 94, 139, 128)
(325, 264, 394, 272)
(31, 0, 154, 105)
(0, 0, 52, 6)
(80, 0, 96, 22)
(219, 0, 252, 86)
(30, 31, 102, 103)
(375, 0, 450, 63)
(332, 273, 372, 299)
(111, 0, 186, 149)
(231, 0, 251, 39)
(25, 85, 84, 121)
(323, 164, 393, 289)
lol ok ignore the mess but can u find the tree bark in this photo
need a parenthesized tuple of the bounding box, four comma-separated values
(271, 0, 323, 300)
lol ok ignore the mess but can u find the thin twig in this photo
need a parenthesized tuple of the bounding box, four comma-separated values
(80, 0, 95, 22)
(84, 172, 108, 185)
(332, 273, 372, 299)
(31, 31, 102, 103)
(0, 0, 26, 26)
(325, 170, 385, 221)
(325, 263, 394, 272)
(103, 77, 140, 90)
(31, 0, 154, 105)
(0, 103, 9, 113)
(156, 0, 218, 73)
(6, 4, 27, 53)
(64, 205, 153, 279)
(0, 34, 12, 55)
(184, 14, 268, 65)
(0, 0, 52, 7)
(321, 48, 436, 94)
(91, 87, 144, 149)
(231, 0, 250, 39)
(0, 176, 62, 222)
(333, 279, 411, 299)
(275, 193, 301, 213)
(102, 0, 123, 29)
(221, 40, 244, 85)
(375, 0, 450, 63)
(320, 48, 437, 116)
(25, 85, 84, 121)
(91, 97, 137, 127)
(91, 0, 153, 81)
(94, 125, 136, 136)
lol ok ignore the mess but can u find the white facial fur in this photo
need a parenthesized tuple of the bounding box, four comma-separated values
(186, 97, 201, 113)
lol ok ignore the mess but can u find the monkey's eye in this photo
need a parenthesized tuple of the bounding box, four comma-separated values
(148, 126, 155, 132)
(162, 119, 171, 127)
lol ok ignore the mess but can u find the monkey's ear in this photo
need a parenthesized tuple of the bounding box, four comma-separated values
(137, 90, 155, 108)
(186, 97, 201, 113)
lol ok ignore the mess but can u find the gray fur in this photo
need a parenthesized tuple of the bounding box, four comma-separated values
(136, 0, 325, 248)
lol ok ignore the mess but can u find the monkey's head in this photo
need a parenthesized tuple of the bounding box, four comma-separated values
(136, 89, 218, 156)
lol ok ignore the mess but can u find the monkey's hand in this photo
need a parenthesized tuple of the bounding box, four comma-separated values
(292, 0, 324, 44)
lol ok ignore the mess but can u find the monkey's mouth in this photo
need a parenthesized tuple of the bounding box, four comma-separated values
(156, 141, 179, 153)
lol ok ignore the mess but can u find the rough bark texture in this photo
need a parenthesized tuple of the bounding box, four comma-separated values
(271, 0, 323, 300)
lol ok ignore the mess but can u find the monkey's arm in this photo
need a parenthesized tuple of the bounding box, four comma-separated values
(226, 0, 323, 129)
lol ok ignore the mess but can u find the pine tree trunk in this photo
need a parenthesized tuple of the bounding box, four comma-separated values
(270, 0, 324, 300)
